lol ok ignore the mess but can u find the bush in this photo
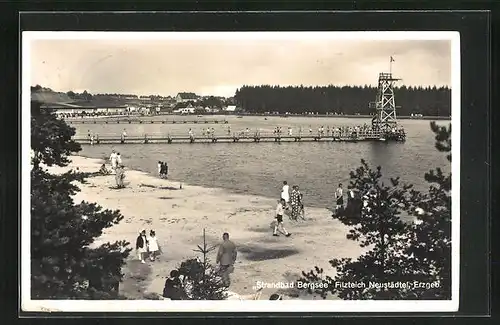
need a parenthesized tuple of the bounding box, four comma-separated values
(163, 229, 228, 300)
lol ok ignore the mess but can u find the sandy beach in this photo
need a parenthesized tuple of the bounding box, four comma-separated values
(44, 156, 368, 300)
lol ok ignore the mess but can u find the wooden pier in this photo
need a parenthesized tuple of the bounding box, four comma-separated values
(74, 130, 406, 144)
(65, 119, 229, 125)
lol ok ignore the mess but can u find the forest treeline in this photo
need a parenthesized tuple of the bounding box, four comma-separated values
(234, 85, 451, 116)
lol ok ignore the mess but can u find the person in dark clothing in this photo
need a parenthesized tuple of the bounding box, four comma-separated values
(161, 162, 168, 178)
(135, 230, 148, 263)
(269, 293, 283, 300)
(163, 270, 187, 300)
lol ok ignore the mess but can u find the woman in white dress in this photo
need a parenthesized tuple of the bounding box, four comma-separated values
(147, 230, 161, 261)
(109, 150, 117, 172)
(281, 181, 290, 207)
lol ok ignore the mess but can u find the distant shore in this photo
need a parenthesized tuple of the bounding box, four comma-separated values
(45, 156, 368, 300)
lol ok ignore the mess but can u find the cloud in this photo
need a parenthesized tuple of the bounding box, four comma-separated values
(30, 37, 451, 97)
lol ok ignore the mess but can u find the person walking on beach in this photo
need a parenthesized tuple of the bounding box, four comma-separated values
(335, 183, 344, 213)
(281, 181, 290, 208)
(289, 185, 301, 221)
(147, 230, 161, 261)
(158, 161, 162, 176)
(216, 232, 237, 287)
(116, 152, 122, 165)
(274, 198, 291, 237)
(109, 150, 118, 172)
(115, 164, 125, 188)
(136, 230, 148, 264)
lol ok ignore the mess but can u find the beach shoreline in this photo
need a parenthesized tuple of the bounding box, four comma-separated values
(44, 155, 368, 300)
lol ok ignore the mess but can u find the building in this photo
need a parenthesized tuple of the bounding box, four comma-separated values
(175, 92, 199, 103)
(224, 105, 237, 112)
(40, 102, 94, 115)
(173, 103, 195, 114)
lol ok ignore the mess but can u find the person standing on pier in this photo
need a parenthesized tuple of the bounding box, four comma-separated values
(121, 129, 127, 143)
(281, 181, 290, 207)
(335, 183, 344, 213)
(216, 232, 237, 287)
(273, 199, 292, 237)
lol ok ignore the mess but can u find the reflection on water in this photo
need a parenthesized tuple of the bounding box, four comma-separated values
(76, 115, 450, 208)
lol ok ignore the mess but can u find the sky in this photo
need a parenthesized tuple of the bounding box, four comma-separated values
(29, 35, 452, 97)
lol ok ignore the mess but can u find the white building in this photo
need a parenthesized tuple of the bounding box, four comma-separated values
(224, 105, 237, 112)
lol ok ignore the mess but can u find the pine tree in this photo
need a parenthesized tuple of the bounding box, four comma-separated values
(164, 229, 228, 300)
(30, 101, 131, 299)
(300, 160, 416, 299)
(403, 122, 452, 299)
(299, 122, 452, 300)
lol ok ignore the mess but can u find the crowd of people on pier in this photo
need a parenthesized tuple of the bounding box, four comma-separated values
(86, 124, 403, 144)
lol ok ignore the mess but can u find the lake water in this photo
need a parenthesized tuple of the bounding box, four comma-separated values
(75, 115, 450, 209)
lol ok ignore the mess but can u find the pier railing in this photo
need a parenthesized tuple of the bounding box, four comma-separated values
(65, 118, 229, 125)
(74, 129, 406, 144)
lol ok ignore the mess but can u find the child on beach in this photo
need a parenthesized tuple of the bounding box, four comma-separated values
(136, 230, 148, 264)
(147, 230, 161, 261)
(273, 199, 291, 237)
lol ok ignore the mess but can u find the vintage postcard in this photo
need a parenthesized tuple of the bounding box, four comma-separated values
(22, 31, 460, 312)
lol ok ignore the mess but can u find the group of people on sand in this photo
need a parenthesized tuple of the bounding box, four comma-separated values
(157, 161, 169, 178)
(271, 180, 308, 238)
(107, 150, 126, 188)
(135, 229, 162, 264)
(333, 183, 365, 219)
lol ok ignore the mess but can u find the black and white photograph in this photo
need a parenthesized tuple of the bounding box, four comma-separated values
(22, 31, 460, 312)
